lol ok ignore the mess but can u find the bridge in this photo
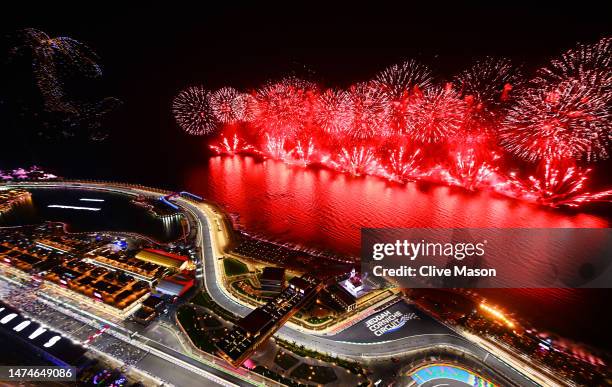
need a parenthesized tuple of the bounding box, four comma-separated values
(159, 191, 203, 210)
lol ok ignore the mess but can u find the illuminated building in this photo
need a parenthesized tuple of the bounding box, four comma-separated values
(155, 272, 195, 297)
(321, 269, 383, 313)
(135, 248, 189, 271)
(321, 284, 357, 312)
(134, 295, 165, 325)
(341, 268, 366, 298)
(217, 275, 322, 367)
(0, 239, 150, 319)
(36, 237, 92, 255)
(83, 246, 167, 285)
(259, 267, 285, 294)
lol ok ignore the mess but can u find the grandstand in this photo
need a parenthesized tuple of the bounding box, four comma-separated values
(410, 363, 496, 387)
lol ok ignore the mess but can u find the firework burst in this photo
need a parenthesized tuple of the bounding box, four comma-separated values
(172, 86, 218, 135)
(264, 134, 292, 160)
(499, 78, 612, 162)
(209, 134, 257, 155)
(329, 146, 383, 176)
(375, 60, 434, 135)
(347, 82, 391, 140)
(455, 57, 522, 105)
(375, 60, 433, 99)
(441, 148, 500, 190)
(209, 87, 247, 123)
(314, 89, 354, 136)
(192, 39, 612, 209)
(253, 77, 317, 138)
(500, 160, 612, 208)
(383, 147, 423, 182)
(290, 138, 318, 164)
(535, 37, 612, 92)
(404, 85, 467, 143)
(455, 57, 523, 133)
(241, 93, 258, 123)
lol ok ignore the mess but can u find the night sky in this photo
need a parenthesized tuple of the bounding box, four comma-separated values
(1, 4, 612, 177)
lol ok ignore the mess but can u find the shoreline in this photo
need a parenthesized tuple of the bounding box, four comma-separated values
(0, 181, 596, 384)
(3, 180, 608, 358)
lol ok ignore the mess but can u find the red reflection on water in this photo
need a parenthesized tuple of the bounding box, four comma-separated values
(186, 156, 609, 256)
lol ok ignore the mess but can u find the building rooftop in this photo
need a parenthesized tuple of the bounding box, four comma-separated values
(330, 284, 356, 305)
(142, 295, 164, 310)
(156, 274, 194, 297)
(135, 249, 188, 269)
(288, 276, 312, 292)
(261, 267, 285, 282)
(237, 308, 274, 337)
(134, 307, 157, 323)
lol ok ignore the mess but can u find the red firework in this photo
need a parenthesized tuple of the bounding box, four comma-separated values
(499, 77, 612, 162)
(404, 85, 467, 143)
(499, 160, 612, 208)
(455, 57, 523, 133)
(375, 60, 433, 99)
(375, 61, 433, 135)
(172, 86, 218, 135)
(440, 148, 500, 191)
(328, 146, 383, 176)
(241, 93, 258, 123)
(290, 138, 318, 164)
(535, 37, 612, 91)
(253, 77, 317, 138)
(209, 87, 247, 123)
(384, 147, 423, 182)
(192, 41, 612, 209)
(209, 134, 257, 155)
(347, 82, 391, 140)
(455, 57, 523, 106)
(264, 133, 291, 160)
(314, 89, 353, 136)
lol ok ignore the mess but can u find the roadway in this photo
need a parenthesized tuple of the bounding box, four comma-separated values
(0, 275, 244, 387)
(173, 184, 546, 387)
(4, 181, 555, 387)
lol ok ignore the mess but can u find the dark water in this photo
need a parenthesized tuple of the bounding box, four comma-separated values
(0, 188, 182, 243)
